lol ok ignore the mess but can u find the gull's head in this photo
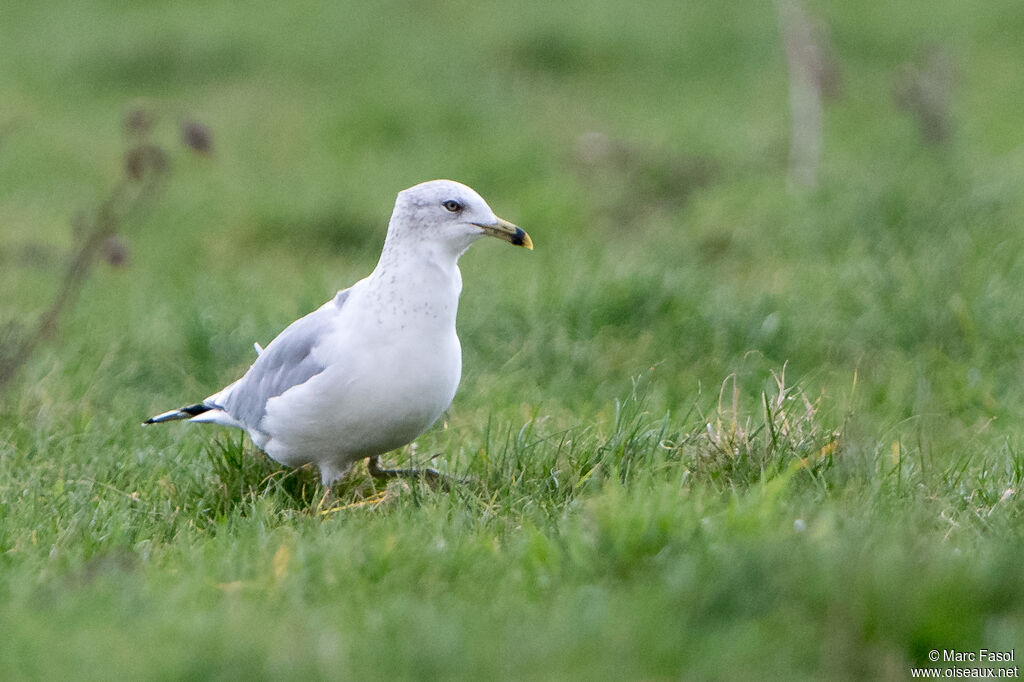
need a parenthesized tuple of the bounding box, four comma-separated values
(388, 179, 532, 256)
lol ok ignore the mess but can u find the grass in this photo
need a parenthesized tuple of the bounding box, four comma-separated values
(2, 0, 1024, 678)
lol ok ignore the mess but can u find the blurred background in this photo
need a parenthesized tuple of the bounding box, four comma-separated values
(2, 0, 1023, 456)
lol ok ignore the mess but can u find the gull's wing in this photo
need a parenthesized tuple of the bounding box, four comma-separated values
(207, 289, 350, 433)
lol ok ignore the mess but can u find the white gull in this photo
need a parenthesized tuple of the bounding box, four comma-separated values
(144, 179, 532, 485)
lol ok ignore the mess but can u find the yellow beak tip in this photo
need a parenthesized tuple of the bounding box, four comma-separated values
(479, 218, 533, 250)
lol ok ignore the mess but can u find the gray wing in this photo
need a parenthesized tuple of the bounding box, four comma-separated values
(214, 289, 350, 431)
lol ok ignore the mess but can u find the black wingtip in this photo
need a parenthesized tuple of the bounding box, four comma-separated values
(180, 403, 211, 416)
(143, 402, 211, 426)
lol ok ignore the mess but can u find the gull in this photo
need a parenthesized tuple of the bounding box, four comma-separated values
(144, 179, 532, 485)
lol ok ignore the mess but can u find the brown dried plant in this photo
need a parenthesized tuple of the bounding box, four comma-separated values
(0, 106, 212, 392)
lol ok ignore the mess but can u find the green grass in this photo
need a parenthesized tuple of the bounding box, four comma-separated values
(2, 0, 1024, 678)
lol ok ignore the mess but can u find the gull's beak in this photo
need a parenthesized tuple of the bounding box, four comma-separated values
(474, 217, 533, 250)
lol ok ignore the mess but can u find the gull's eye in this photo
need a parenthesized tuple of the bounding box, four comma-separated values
(442, 199, 463, 213)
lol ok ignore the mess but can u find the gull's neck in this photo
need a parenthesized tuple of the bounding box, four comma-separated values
(364, 236, 465, 330)
(372, 230, 466, 275)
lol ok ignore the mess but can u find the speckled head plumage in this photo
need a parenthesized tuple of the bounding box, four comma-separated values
(386, 179, 532, 255)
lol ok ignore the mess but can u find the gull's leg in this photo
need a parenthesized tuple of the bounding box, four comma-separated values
(320, 461, 354, 487)
(318, 461, 355, 507)
(367, 455, 456, 490)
